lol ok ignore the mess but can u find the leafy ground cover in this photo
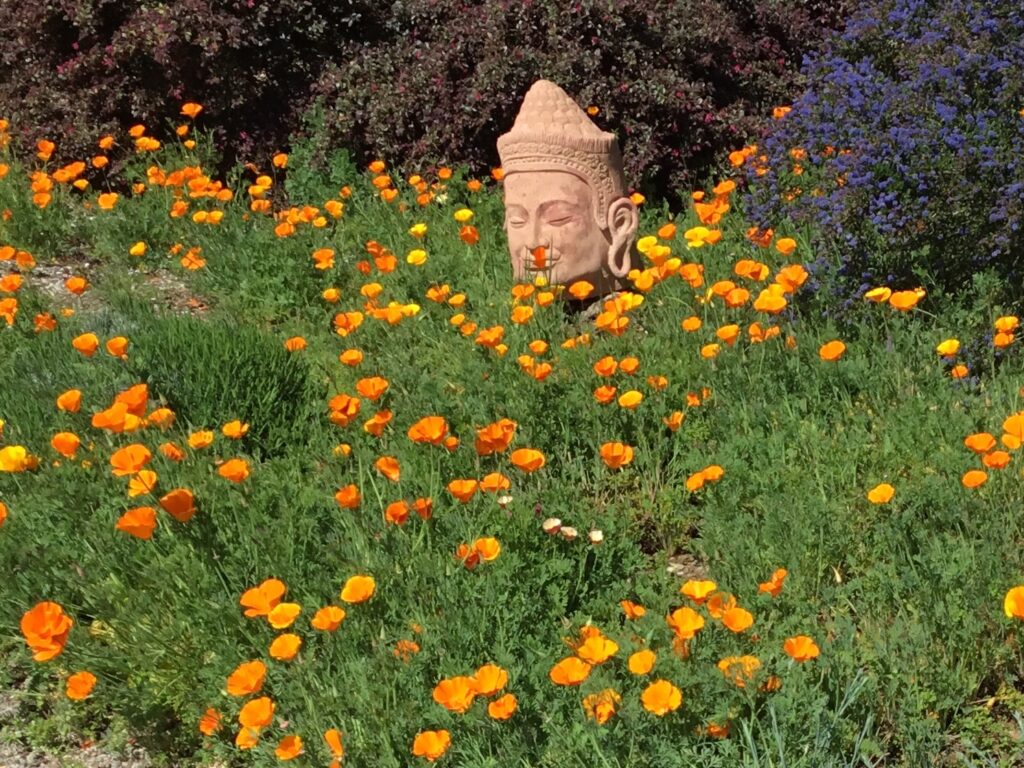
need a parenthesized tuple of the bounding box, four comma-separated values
(0, 113, 1023, 768)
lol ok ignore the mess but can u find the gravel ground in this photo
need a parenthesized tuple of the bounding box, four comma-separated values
(0, 742, 152, 768)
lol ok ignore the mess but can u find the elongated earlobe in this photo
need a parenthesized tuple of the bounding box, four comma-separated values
(606, 197, 638, 278)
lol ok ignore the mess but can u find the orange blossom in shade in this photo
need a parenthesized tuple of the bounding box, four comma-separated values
(240, 578, 287, 618)
(340, 575, 376, 603)
(235, 727, 260, 750)
(488, 693, 517, 720)
(109, 443, 151, 476)
(867, 483, 895, 504)
(599, 441, 634, 469)
(335, 484, 361, 509)
(115, 506, 158, 540)
(818, 340, 846, 362)
(226, 660, 266, 697)
(0, 500, 7, 527)
(510, 448, 545, 472)
(50, 432, 80, 458)
(758, 568, 788, 597)
(641, 679, 683, 716)
(222, 420, 250, 439)
(432, 676, 477, 714)
(473, 664, 508, 696)
(722, 606, 755, 633)
(407, 416, 448, 445)
(20, 602, 73, 661)
(583, 689, 621, 724)
(628, 649, 656, 675)
(549, 657, 593, 686)
(375, 455, 401, 482)
(962, 469, 988, 489)
(680, 580, 717, 604)
(718, 655, 762, 687)
(473, 537, 502, 562)
(666, 606, 705, 639)
(66, 671, 97, 700)
(620, 600, 646, 619)
(159, 488, 196, 523)
(783, 635, 821, 662)
(218, 458, 250, 482)
(275, 735, 304, 761)
(1004, 586, 1024, 619)
(56, 389, 82, 412)
(238, 696, 275, 729)
(269, 633, 302, 661)
(311, 605, 346, 631)
(198, 708, 222, 736)
(412, 730, 451, 762)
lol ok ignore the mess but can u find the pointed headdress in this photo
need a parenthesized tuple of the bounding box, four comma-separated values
(497, 80, 627, 229)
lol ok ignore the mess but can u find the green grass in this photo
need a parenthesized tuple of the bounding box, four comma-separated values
(0, 130, 1022, 768)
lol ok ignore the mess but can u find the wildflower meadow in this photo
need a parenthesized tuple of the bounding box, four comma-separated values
(2, 4, 1024, 767)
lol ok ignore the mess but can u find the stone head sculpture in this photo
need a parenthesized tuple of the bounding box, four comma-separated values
(497, 80, 638, 297)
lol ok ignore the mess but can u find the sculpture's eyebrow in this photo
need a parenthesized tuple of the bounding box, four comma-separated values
(538, 200, 582, 216)
(506, 204, 528, 215)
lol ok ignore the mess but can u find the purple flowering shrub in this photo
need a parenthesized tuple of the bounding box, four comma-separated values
(745, 0, 1024, 307)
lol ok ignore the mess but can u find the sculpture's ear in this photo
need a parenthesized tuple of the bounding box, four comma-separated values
(606, 196, 638, 278)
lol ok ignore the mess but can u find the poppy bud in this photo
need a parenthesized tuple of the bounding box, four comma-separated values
(588, 530, 604, 545)
(542, 518, 562, 535)
(497, 495, 513, 508)
(560, 526, 579, 541)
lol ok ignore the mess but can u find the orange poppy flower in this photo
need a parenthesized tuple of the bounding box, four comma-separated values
(446, 478, 479, 504)
(1004, 586, 1024, 620)
(340, 574, 376, 603)
(56, 389, 82, 413)
(412, 730, 451, 762)
(582, 688, 621, 725)
(239, 578, 286, 618)
(116, 506, 157, 539)
(235, 727, 260, 750)
(407, 416, 448, 445)
(363, 409, 393, 438)
(620, 600, 646, 619)
(722, 606, 754, 632)
(432, 676, 477, 713)
(72, 332, 100, 357)
(628, 649, 656, 675)
(964, 433, 996, 454)
(335, 484, 361, 509)
(487, 693, 517, 720)
(641, 679, 683, 716)
(983, 450, 1011, 470)
(238, 696, 275, 729)
(20, 601, 73, 661)
(50, 432, 80, 458)
(472, 663, 508, 697)
(866, 483, 895, 504)
(718, 655, 762, 687)
(592, 356, 617, 377)
(549, 657, 592, 686)
(666, 606, 704, 639)
(577, 634, 619, 664)
(374, 456, 400, 482)
(269, 633, 302, 661)
(758, 568, 788, 597)
(510, 448, 545, 472)
(275, 735, 303, 761)
(706, 591, 736, 619)
(680, 580, 716, 604)
(888, 290, 921, 311)
(198, 708, 222, 736)
(218, 458, 250, 483)
(311, 605, 346, 631)
(128, 469, 158, 497)
(479, 472, 511, 493)
(268, 602, 301, 629)
(961, 469, 988, 488)
(599, 442, 634, 469)
(226, 660, 266, 697)
(66, 671, 97, 700)
(783, 635, 820, 662)
(819, 340, 846, 362)
(324, 728, 345, 759)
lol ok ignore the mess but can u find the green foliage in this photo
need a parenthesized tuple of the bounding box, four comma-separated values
(0, 134, 1022, 768)
(126, 313, 319, 459)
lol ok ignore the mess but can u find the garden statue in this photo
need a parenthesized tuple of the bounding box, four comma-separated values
(497, 80, 638, 300)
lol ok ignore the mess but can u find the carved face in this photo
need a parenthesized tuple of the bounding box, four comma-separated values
(503, 170, 616, 290)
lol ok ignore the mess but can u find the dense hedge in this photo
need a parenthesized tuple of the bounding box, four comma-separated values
(1, 0, 850, 192)
(744, 0, 1024, 306)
